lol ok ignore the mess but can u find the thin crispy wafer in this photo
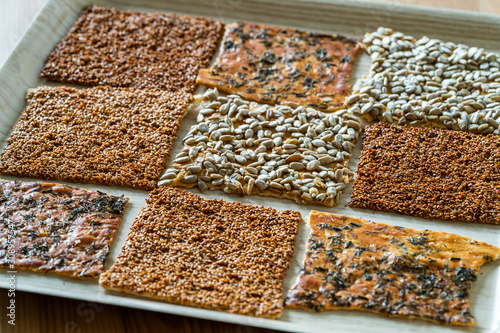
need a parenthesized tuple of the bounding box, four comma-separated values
(99, 187, 302, 318)
(197, 21, 360, 111)
(285, 211, 500, 325)
(160, 90, 361, 207)
(0, 86, 192, 190)
(349, 122, 500, 224)
(40, 4, 224, 92)
(0, 180, 128, 278)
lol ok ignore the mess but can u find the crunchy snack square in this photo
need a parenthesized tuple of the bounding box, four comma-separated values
(40, 4, 224, 92)
(285, 211, 500, 325)
(0, 86, 192, 190)
(160, 89, 361, 206)
(0, 180, 128, 278)
(197, 21, 360, 111)
(349, 122, 500, 224)
(346, 27, 500, 135)
(99, 187, 302, 318)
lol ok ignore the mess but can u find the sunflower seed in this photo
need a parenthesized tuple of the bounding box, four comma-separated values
(174, 156, 190, 163)
(185, 164, 201, 173)
(198, 179, 208, 192)
(306, 160, 318, 171)
(290, 162, 305, 170)
(182, 175, 198, 183)
(255, 179, 268, 190)
(158, 179, 173, 186)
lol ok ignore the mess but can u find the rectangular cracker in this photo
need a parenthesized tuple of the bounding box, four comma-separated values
(285, 211, 500, 325)
(40, 4, 224, 93)
(99, 187, 302, 318)
(349, 122, 500, 224)
(160, 89, 361, 206)
(346, 27, 500, 135)
(197, 22, 360, 111)
(0, 180, 128, 278)
(0, 86, 192, 190)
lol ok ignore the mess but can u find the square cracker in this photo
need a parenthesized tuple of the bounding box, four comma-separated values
(99, 187, 302, 318)
(285, 211, 500, 325)
(197, 21, 360, 111)
(0, 180, 128, 278)
(40, 4, 224, 93)
(349, 122, 500, 224)
(160, 90, 361, 206)
(0, 86, 192, 190)
(346, 27, 500, 135)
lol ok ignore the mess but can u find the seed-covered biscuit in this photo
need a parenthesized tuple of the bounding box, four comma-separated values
(346, 27, 500, 135)
(160, 89, 361, 206)
(0, 180, 128, 278)
(350, 122, 500, 224)
(197, 21, 360, 111)
(0, 86, 192, 190)
(41, 4, 224, 92)
(100, 187, 301, 318)
(285, 211, 500, 325)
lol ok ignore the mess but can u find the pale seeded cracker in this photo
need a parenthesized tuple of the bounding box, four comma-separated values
(346, 27, 500, 135)
(160, 89, 362, 207)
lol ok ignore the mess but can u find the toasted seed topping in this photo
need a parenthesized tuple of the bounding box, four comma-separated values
(161, 89, 361, 206)
(346, 27, 500, 135)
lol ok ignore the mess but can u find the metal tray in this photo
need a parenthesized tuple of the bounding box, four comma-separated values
(1, 0, 499, 332)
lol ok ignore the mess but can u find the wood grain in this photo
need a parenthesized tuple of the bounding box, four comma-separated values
(0, 1, 499, 333)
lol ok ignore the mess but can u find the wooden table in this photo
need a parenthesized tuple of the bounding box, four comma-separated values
(1, 1, 499, 332)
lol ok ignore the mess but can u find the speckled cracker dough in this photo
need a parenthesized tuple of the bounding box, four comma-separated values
(0, 86, 192, 190)
(197, 21, 360, 111)
(285, 211, 500, 325)
(350, 122, 500, 224)
(0, 180, 128, 278)
(100, 187, 302, 318)
(41, 4, 224, 92)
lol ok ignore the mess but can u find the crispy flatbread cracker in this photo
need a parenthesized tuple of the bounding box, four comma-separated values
(197, 22, 360, 111)
(0, 180, 128, 278)
(350, 122, 500, 224)
(285, 211, 500, 325)
(0, 86, 192, 190)
(160, 91, 361, 206)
